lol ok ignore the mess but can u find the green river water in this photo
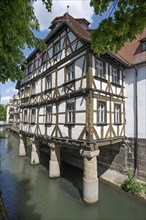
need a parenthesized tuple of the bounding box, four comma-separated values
(0, 129, 145, 220)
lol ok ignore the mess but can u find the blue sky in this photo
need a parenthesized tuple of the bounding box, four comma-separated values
(0, 0, 109, 105)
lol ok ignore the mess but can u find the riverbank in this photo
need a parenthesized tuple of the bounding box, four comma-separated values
(0, 195, 8, 220)
(100, 169, 146, 201)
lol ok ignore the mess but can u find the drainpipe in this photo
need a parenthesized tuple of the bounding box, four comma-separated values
(134, 66, 138, 177)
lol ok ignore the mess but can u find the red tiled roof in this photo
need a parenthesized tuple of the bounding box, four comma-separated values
(50, 13, 146, 65)
(117, 29, 146, 65)
(49, 13, 91, 42)
(27, 13, 146, 67)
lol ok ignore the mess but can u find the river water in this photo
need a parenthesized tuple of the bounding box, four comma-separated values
(0, 129, 146, 220)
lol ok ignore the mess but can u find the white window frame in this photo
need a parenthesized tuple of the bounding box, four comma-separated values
(32, 83, 36, 95)
(114, 104, 121, 124)
(96, 59, 104, 78)
(112, 67, 119, 84)
(46, 106, 52, 123)
(24, 109, 27, 122)
(66, 64, 74, 82)
(67, 103, 75, 123)
(46, 75, 52, 89)
(54, 41, 60, 55)
(31, 109, 36, 123)
(98, 102, 106, 124)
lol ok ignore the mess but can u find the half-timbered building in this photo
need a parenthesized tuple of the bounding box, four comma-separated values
(16, 13, 145, 203)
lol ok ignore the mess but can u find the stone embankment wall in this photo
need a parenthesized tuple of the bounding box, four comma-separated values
(0, 196, 8, 220)
(60, 139, 146, 182)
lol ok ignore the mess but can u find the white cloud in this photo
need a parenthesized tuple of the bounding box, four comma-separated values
(5, 87, 17, 94)
(33, 0, 94, 31)
(1, 96, 12, 105)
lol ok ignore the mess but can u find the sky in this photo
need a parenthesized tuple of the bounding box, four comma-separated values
(0, 0, 109, 105)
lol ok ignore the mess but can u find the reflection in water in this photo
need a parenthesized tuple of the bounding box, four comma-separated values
(0, 128, 146, 220)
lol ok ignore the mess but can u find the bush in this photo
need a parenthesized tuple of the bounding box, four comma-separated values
(121, 171, 142, 194)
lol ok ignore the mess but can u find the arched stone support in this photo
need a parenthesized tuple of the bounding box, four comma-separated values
(49, 143, 60, 178)
(80, 149, 100, 204)
(31, 138, 40, 165)
(19, 134, 26, 156)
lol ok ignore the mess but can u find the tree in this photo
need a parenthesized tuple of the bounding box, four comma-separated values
(0, 0, 52, 83)
(0, 104, 7, 121)
(90, 0, 146, 55)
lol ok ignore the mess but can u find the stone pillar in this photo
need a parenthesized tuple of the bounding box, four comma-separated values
(31, 137, 40, 165)
(49, 143, 60, 178)
(19, 134, 26, 156)
(80, 149, 100, 204)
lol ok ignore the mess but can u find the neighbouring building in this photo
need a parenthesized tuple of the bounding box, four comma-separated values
(14, 13, 146, 203)
(118, 31, 146, 181)
(6, 98, 14, 124)
(6, 94, 20, 133)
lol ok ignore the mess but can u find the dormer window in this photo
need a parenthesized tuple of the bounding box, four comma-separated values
(143, 42, 146, 51)
(54, 41, 60, 55)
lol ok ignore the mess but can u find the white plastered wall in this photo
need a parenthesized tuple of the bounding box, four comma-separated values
(125, 65, 146, 138)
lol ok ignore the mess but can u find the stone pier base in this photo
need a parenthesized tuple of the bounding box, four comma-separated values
(80, 149, 100, 204)
(83, 178, 99, 204)
(19, 134, 26, 156)
(49, 143, 60, 178)
(31, 138, 40, 165)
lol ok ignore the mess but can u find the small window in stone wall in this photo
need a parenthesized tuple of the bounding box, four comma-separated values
(143, 42, 146, 51)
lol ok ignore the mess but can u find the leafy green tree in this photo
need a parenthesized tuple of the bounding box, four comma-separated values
(90, 0, 146, 54)
(0, 0, 52, 83)
(0, 104, 7, 121)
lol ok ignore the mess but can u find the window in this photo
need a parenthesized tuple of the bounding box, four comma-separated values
(35, 60, 39, 69)
(46, 106, 52, 123)
(112, 67, 119, 84)
(46, 75, 52, 89)
(54, 41, 60, 55)
(143, 42, 146, 51)
(67, 103, 75, 123)
(25, 67, 28, 75)
(114, 104, 121, 124)
(42, 53, 47, 63)
(25, 86, 30, 97)
(31, 109, 36, 123)
(96, 59, 104, 78)
(32, 83, 36, 95)
(66, 64, 74, 82)
(28, 64, 32, 74)
(24, 109, 27, 122)
(98, 102, 106, 124)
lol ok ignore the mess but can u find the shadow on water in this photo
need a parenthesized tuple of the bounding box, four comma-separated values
(39, 149, 83, 199)
(60, 162, 83, 199)
(1, 170, 42, 220)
